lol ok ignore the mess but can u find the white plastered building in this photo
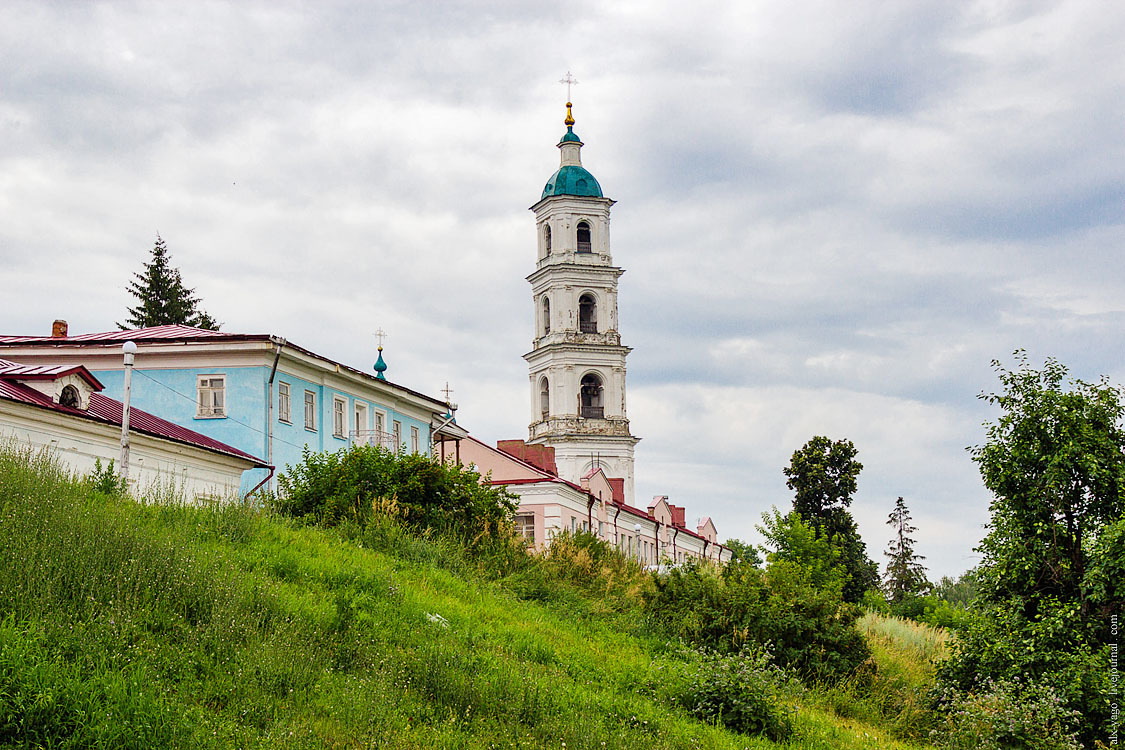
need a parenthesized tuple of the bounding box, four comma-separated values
(524, 102, 639, 504)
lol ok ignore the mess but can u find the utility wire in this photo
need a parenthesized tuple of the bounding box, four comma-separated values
(132, 368, 309, 451)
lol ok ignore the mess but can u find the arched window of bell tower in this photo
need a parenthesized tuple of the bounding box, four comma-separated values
(543, 225, 551, 256)
(60, 384, 80, 409)
(576, 221, 592, 253)
(578, 294, 597, 333)
(539, 377, 550, 419)
(541, 296, 551, 335)
(579, 373, 604, 419)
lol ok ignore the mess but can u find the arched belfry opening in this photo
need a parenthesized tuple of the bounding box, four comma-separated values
(539, 377, 550, 419)
(541, 296, 551, 335)
(579, 373, 604, 419)
(543, 225, 552, 255)
(578, 294, 597, 333)
(576, 221, 592, 253)
(59, 384, 80, 409)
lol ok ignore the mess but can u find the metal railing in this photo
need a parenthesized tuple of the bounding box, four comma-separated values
(350, 429, 398, 449)
(580, 405, 604, 419)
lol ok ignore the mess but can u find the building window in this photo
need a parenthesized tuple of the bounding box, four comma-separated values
(304, 390, 316, 431)
(514, 514, 535, 543)
(543, 225, 551, 254)
(354, 402, 368, 445)
(580, 372, 604, 419)
(576, 220, 592, 253)
(375, 412, 385, 446)
(278, 382, 291, 423)
(578, 294, 597, 333)
(539, 377, 550, 419)
(59, 384, 80, 409)
(393, 420, 402, 451)
(410, 425, 420, 454)
(541, 296, 551, 335)
(333, 396, 346, 438)
(196, 375, 225, 418)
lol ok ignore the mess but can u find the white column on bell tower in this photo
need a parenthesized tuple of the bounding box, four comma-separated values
(524, 99, 639, 505)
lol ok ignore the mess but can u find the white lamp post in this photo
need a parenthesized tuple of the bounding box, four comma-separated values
(119, 341, 137, 481)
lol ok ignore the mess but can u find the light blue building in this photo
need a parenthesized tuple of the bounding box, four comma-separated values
(0, 324, 467, 494)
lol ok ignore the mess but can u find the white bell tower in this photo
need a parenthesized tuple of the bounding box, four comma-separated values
(525, 101, 639, 503)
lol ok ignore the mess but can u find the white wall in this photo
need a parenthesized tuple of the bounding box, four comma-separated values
(0, 400, 255, 502)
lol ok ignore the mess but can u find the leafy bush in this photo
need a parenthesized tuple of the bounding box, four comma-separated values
(933, 678, 1082, 750)
(520, 531, 649, 608)
(934, 601, 1108, 747)
(84, 457, 128, 497)
(276, 444, 518, 539)
(911, 596, 974, 631)
(679, 646, 794, 741)
(646, 557, 872, 684)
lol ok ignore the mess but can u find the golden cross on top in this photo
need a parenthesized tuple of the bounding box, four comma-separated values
(559, 71, 578, 101)
(441, 382, 454, 402)
(373, 328, 387, 348)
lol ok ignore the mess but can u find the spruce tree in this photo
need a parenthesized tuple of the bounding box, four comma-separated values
(883, 496, 928, 603)
(119, 235, 219, 330)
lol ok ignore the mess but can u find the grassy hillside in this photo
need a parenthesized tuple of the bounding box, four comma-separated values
(0, 446, 938, 749)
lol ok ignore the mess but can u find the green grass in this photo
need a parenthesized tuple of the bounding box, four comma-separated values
(794, 612, 951, 743)
(857, 612, 950, 665)
(0, 445, 940, 748)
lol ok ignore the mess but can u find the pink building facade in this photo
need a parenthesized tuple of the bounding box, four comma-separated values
(443, 437, 730, 565)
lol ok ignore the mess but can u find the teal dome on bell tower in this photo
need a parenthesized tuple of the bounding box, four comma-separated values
(541, 102, 604, 200)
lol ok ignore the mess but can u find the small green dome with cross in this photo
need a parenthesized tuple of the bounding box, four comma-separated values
(541, 101, 604, 199)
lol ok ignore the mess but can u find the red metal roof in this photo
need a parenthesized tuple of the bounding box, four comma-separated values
(0, 325, 448, 411)
(0, 361, 104, 388)
(0, 324, 233, 344)
(496, 439, 558, 475)
(0, 374, 266, 467)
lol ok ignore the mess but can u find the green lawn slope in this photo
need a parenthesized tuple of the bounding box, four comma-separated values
(0, 446, 935, 749)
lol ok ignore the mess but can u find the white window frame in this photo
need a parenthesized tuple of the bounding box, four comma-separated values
(278, 381, 291, 424)
(514, 514, 535, 543)
(410, 425, 420, 454)
(374, 410, 388, 448)
(332, 396, 347, 438)
(392, 420, 402, 451)
(196, 374, 226, 418)
(304, 390, 316, 431)
(354, 402, 369, 445)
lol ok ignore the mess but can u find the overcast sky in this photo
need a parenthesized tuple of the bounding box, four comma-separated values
(3, 0, 1123, 579)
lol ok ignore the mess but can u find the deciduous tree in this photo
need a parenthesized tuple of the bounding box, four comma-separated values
(782, 436, 878, 602)
(972, 353, 1124, 623)
(783, 435, 861, 521)
(936, 353, 1125, 747)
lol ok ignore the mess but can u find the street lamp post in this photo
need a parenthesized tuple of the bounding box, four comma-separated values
(118, 341, 137, 482)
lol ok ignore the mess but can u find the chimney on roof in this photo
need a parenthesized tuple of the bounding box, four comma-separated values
(51, 320, 68, 338)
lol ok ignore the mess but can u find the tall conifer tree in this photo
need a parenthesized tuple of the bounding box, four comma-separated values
(883, 496, 929, 603)
(120, 235, 219, 330)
